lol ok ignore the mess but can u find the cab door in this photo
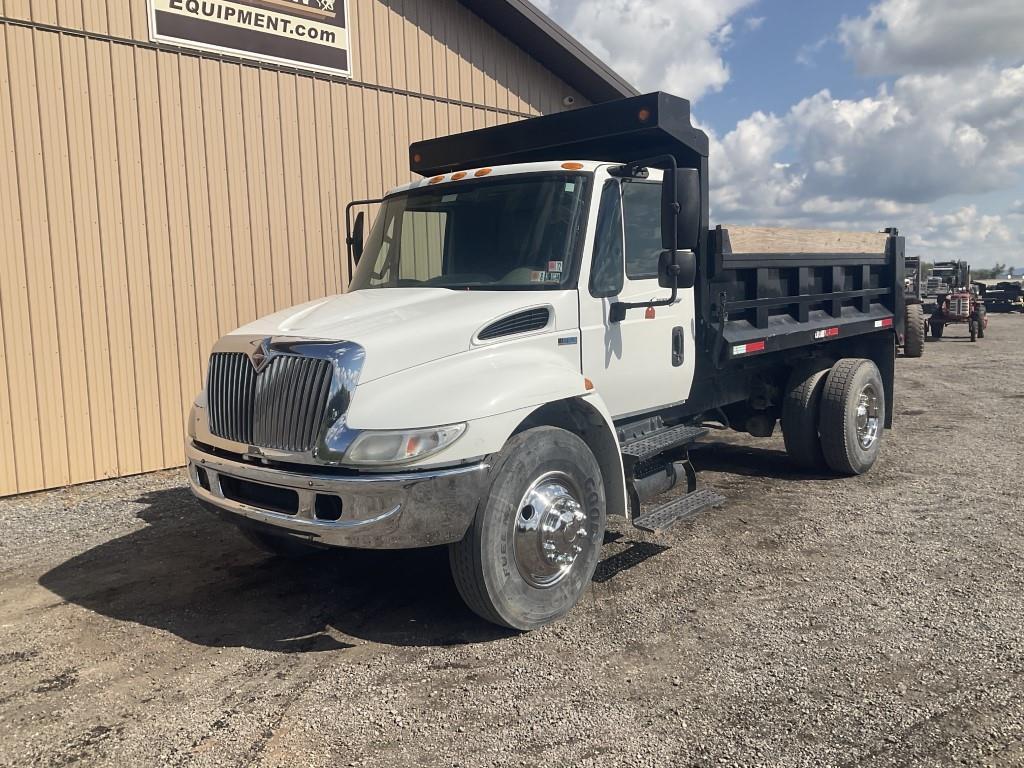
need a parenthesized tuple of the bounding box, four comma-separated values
(578, 172, 696, 419)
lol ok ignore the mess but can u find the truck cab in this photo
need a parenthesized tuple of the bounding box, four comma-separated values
(187, 93, 904, 629)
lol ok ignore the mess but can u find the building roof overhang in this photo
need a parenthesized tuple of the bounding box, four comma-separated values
(458, 0, 638, 104)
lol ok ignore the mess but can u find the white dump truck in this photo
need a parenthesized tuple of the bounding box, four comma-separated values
(187, 92, 906, 629)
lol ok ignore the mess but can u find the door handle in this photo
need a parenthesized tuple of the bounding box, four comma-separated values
(672, 326, 684, 367)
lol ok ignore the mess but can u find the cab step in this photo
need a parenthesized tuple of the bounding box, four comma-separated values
(621, 424, 708, 464)
(632, 488, 725, 533)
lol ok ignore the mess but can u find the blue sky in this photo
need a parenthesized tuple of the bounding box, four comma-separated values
(696, 1, 882, 133)
(536, 0, 1024, 268)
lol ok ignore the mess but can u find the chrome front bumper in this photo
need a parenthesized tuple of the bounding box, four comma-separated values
(186, 442, 490, 549)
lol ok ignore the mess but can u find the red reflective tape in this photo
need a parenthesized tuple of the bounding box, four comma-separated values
(732, 340, 766, 355)
(874, 318, 894, 328)
(826, 326, 840, 337)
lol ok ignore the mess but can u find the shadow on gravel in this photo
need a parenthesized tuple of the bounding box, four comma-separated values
(39, 488, 516, 651)
(690, 441, 832, 481)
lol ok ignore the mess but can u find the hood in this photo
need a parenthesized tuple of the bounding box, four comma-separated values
(229, 288, 579, 383)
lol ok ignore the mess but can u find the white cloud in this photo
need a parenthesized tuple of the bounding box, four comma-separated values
(839, 0, 1024, 75)
(707, 65, 1024, 265)
(712, 64, 1024, 208)
(745, 16, 765, 31)
(795, 36, 830, 68)
(539, 0, 755, 102)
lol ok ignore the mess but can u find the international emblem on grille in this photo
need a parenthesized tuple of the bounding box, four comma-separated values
(248, 338, 272, 372)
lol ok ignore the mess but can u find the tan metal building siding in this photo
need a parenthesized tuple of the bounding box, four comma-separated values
(0, 1, 589, 496)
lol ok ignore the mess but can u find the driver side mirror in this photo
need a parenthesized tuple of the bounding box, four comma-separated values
(658, 249, 696, 290)
(349, 211, 365, 265)
(661, 167, 700, 253)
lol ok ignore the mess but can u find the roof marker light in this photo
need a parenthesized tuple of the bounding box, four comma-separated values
(638, 108, 651, 123)
(562, 162, 584, 170)
(428, 175, 445, 185)
(452, 171, 468, 180)
(474, 168, 493, 177)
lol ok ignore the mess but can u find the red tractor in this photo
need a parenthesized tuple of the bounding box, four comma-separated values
(927, 260, 987, 341)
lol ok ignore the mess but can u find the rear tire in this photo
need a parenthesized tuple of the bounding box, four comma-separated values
(969, 319, 978, 342)
(818, 359, 885, 476)
(449, 426, 606, 630)
(903, 304, 925, 357)
(781, 359, 833, 470)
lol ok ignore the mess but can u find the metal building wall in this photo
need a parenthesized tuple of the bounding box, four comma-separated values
(0, 1, 587, 496)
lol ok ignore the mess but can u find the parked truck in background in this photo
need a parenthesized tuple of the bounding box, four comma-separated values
(186, 93, 905, 630)
(977, 278, 1024, 313)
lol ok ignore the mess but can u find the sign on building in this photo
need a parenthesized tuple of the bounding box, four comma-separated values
(148, 0, 352, 78)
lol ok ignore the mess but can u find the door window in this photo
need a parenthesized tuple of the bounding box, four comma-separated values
(589, 181, 624, 297)
(622, 181, 663, 280)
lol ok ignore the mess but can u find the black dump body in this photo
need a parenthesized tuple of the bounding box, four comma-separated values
(684, 226, 904, 427)
(704, 227, 904, 363)
(409, 92, 902, 426)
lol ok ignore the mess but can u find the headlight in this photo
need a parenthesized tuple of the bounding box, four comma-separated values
(346, 424, 467, 465)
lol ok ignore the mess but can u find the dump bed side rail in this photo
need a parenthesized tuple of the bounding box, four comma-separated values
(702, 226, 905, 366)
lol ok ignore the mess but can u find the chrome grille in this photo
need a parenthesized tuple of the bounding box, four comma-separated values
(207, 353, 256, 445)
(207, 352, 333, 452)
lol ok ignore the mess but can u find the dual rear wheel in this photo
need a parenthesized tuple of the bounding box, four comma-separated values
(782, 358, 885, 476)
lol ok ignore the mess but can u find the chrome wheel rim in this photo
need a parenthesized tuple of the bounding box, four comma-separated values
(856, 383, 881, 450)
(512, 471, 589, 589)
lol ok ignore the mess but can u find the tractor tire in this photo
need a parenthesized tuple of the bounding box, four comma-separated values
(449, 426, 606, 630)
(818, 359, 885, 476)
(930, 322, 944, 339)
(969, 319, 978, 342)
(977, 316, 986, 338)
(903, 304, 925, 357)
(781, 359, 833, 470)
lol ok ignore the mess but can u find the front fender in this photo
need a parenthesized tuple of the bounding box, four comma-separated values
(346, 344, 587, 430)
(347, 345, 628, 513)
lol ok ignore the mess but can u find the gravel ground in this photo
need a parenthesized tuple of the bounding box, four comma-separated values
(1, 315, 1022, 768)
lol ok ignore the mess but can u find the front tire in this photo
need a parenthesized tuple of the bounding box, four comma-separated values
(449, 426, 606, 630)
(904, 304, 925, 357)
(818, 359, 885, 476)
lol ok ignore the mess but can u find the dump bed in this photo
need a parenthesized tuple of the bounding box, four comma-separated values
(702, 225, 905, 365)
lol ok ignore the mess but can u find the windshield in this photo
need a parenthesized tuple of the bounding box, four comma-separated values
(350, 173, 591, 291)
